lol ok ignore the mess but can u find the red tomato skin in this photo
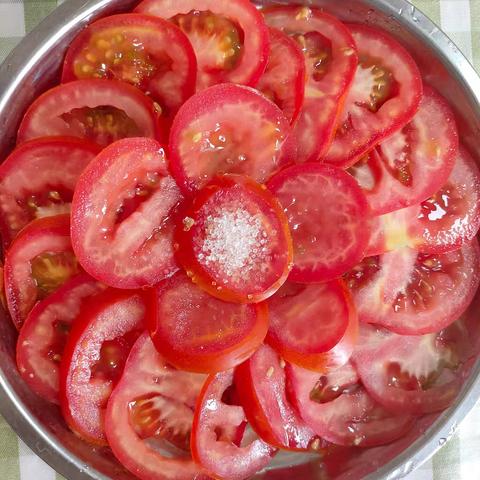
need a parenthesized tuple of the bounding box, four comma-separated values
(145, 274, 269, 373)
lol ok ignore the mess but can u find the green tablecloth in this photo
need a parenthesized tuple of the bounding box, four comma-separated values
(0, 1, 479, 479)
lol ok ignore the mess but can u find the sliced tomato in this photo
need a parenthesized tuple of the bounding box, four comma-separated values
(105, 333, 208, 480)
(4, 215, 79, 330)
(71, 137, 182, 289)
(352, 324, 469, 415)
(62, 14, 196, 114)
(350, 86, 458, 215)
(168, 83, 295, 196)
(17, 79, 165, 147)
(367, 147, 480, 255)
(263, 6, 358, 162)
(174, 174, 292, 303)
(286, 361, 414, 447)
(266, 281, 358, 371)
(346, 241, 480, 335)
(16, 273, 104, 404)
(146, 272, 269, 373)
(324, 24, 423, 168)
(234, 344, 321, 451)
(267, 163, 370, 283)
(192, 370, 276, 480)
(60, 289, 144, 444)
(0, 137, 100, 247)
(256, 27, 305, 124)
(135, 0, 269, 90)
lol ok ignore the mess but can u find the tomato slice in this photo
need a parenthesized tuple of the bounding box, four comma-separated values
(0, 137, 100, 247)
(17, 79, 165, 147)
(105, 333, 208, 480)
(60, 289, 144, 444)
(146, 272, 269, 373)
(135, 0, 269, 90)
(324, 24, 423, 168)
(4, 214, 79, 330)
(267, 163, 370, 283)
(192, 370, 276, 480)
(234, 344, 321, 451)
(266, 281, 358, 372)
(346, 241, 480, 335)
(256, 27, 305, 124)
(71, 137, 182, 289)
(168, 83, 295, 196)
(286, 361, 414, 447)
(174, 174, 292, 303)
(62, 14, 196, 115)
(367, 147, 480, 255)
(16, 273, 104, 404)
(350, 86, 458, 215)
(352, 324, 469, 415)
(263, 6, 358, 162)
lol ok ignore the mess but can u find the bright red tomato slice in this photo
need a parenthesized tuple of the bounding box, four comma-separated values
(266, 281, 358, 372)
(352, 324, 470, 415)
(135, 0, 269, 90)
(234, 344, 321, 451)
(0, 137, 100, 247)
(60, 289, 144, 444)
(192, 370, 276, 480)
(256, 27, 305, 124)
(16, 273, 104, 404)
(168, 83, 295, 196)
(267, 163, 370, 283)
(146, 272, 269, 373)
(346, 241, 480, 335)
(105, 333, 208, 480)
(286, 361, 414, 447)
(17, 79, 165, 147)
(263, 6, 358, 162)
(350, 86, 458, 215)
(175, 174, 292, 303)
(4, 214, 79, 330)
(367, 147, 480, 255)
(324, 24, 423, 168)
(62, 14, 196, 114)
(71, 137, 182, 289)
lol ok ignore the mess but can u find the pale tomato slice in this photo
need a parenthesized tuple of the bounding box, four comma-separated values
(267, 163, 370, 283)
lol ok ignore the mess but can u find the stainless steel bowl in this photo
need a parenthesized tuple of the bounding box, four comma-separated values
(0, 1, 479, 479)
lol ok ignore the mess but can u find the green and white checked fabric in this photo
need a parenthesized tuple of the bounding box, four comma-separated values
(0, 0, 479, 479)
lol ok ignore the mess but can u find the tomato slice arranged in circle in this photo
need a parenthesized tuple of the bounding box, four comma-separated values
(0, 137, 100, 247)
(268, 163, 370, 283)
(192, 370, 276, 480)
(146, 272, 269, 373)
(351, 86, 458, 215)
(346, 241, 480, 335)
(266, 281, 358, 372)
(60, 289, 145, 444)
(71, 137, 183, 289)
(105, 333, 209, 480)
(4, 214, 79, 330)
(135, 0, 269, 91)
(234, 344, 321, 451)
(324, 24, 423, 168)
(168, 83, 295, 196)
(17, 79, 165, 147)
(286, 362, 414, 447)
(263, 6, 358, 163)
(62, 14, 197, 115)
(16, 273, 104, 404)
(256, 27, 305, 124)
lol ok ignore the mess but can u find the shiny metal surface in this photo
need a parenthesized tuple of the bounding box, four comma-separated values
(0, 0, 479, 479)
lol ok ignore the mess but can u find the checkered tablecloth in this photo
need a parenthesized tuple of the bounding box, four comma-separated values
(0, 0, 479, 479)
